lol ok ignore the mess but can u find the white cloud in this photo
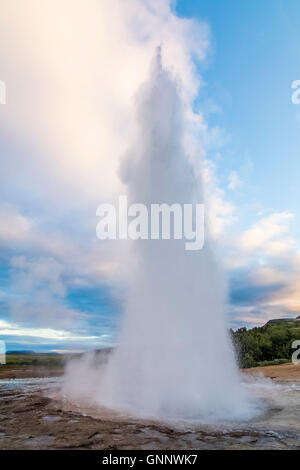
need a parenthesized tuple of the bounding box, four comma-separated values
(0, 1, 218, 336)
(0, 318, 97, 341)
(228, 211, 300, 326)
(239, 212, 294, 252)
(201, 159, 237, 238)
(0, 203, 120, 281)
(0, 0, 210, 206)
(226, 212, 295, 269)
(228, 171, 241, 190)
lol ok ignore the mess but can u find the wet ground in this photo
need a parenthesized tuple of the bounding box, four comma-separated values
(0, 365, 299, 449)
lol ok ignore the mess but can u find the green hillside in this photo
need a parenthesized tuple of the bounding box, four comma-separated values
(231, 320, 300, 368)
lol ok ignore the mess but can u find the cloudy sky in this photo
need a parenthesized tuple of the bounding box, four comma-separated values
(0, 0, 300, 352)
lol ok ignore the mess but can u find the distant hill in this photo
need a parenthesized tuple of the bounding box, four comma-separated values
(264, 315, 300, 327)
(6, 350, 36, 355)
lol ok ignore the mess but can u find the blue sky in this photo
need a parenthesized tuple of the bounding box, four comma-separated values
(0, 0, 299, 352)
(177, 0, 300, 224)
(176, 0, 300, 329)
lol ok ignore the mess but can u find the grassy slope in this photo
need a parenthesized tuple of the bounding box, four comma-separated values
(231, 321, 300, 368)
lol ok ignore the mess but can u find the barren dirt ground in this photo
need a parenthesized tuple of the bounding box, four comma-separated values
(243, 362, 300, 383)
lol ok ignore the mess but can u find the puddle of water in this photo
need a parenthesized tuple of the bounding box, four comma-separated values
(42, 416, 62, 422)
(0, 377, 60, 394)
(24, 435, 55, 447)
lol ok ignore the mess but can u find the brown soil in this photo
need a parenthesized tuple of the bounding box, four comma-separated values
(243, 362, 300, 383)
(2, 362, 298, 382)
(0, 365, 63, 380)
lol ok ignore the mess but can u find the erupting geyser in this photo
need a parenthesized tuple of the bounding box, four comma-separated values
(64, 49, 258, 422)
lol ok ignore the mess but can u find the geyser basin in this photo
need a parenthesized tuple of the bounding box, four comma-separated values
(64, 49, 261, 423)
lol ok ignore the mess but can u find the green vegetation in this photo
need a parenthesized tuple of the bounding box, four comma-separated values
(230, 321, 300, 368)
(5, 353, 66, 367)
(4, 349, 110, 368)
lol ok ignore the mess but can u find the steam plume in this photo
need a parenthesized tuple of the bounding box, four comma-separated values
(64, 49, 258, 422)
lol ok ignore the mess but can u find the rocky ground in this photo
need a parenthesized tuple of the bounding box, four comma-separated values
(0, 363, 299, 450)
